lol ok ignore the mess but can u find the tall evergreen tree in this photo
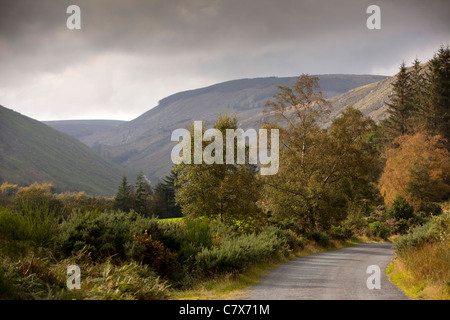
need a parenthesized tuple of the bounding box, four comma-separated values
(134, 171, 152, 215)
(423, 45, 450, 145)
(114, 175, 132, 212)
(408, 58, 428, 128)
(384, 61, 414, 140)
(154, 169, 182, 218)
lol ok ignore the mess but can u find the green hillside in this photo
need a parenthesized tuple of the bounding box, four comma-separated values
(0, 105, 126, 196)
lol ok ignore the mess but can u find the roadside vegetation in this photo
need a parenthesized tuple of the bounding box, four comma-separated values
(0, 46, 448, 300)
(387, 203, 449, 300)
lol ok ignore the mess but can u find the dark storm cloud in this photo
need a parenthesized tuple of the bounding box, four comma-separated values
(0, 0, 449, 120)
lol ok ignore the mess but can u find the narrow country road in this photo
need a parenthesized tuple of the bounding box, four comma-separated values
(246, 243, 409, 300)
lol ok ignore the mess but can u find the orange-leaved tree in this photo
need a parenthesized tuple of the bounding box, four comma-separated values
(378, 132, 450, 212)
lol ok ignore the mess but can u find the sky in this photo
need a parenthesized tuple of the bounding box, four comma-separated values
(0, 0, 449, 121)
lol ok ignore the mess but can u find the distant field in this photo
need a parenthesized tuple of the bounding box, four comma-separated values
(158, 217, 183, 224)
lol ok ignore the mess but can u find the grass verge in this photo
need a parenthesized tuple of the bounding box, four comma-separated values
(386, 242, 450, 300)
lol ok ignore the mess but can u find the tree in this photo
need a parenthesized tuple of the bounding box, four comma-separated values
(174, 114, 262, 229)
(114, 175, 132, 212)
(134, 171, 152, 215)
(378, 132, 450, 212)
(383, 61, 415, 140)
(408, 58, 428, 129)
(153, 169, 182, 219)
(262, 74, 379, 232)
(423, 45, 450, 144)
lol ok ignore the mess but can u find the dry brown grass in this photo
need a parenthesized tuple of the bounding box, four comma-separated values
(388, 242, 450, 300)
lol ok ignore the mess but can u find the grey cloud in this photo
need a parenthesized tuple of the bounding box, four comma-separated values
(0, 0, 449, 120)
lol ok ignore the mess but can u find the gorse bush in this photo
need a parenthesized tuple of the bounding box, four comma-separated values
(184, 218, 213, 249)
(394, 221, 435, 253)
(128, 230, 178, 277)
(195, 226, 287, 274)
(394, 211, 449, 253)
(56, 210, 160, 261)
(367, 221, 391, 239)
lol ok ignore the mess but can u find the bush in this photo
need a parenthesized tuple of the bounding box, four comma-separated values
(387, 196, 414, 220)
(394, 222, 435, 253)
(195, 226, 287, 274)
(394, 211, 448, 253)
(56, 210, 160, 261)
(127, 230, 178, 277)
(309, 231, 330, 247)
(330, 225, 353, 240)
(278, 228, 305, 249)
(368, 221, 390, 239)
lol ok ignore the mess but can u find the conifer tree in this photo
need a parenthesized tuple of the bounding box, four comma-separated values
(423, 45, 450, 145)
(134, 171, 152, 215)
(384, 61, 414, 140)
(114, 175, 132, 212)
(408, 58, 428, 128)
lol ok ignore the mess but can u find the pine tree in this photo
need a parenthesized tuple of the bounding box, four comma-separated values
(423, 45, 450, 145)
(384, 61, 414, 140)
(114, 175, 132, 212)
(408, 58, 428, 129)
(134, 171, 152, 215)
(153, 169, 182, 218)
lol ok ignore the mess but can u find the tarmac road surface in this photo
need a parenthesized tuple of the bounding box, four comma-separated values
(246, 243, 409, 300)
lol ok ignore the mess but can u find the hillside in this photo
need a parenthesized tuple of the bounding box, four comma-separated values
(58, 74, 387, 183)
(0, 105, 127, 196)
(43, 120, 126, 140)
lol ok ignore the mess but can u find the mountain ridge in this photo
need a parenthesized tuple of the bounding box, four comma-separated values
(44, 74, 389, 183)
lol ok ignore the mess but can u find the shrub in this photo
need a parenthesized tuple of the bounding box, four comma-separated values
(330, 225, 353, 240)
(12, 183, 55, 212)
(157, 219, 185, 253)
(368, 221, 390, 239)
(184, 218, 213, 249)
(195, 226, 286, 274)
(56, 210, 160, 261)
(127, 230, 178, 277)
(278, 228, 305, 249)
(309, 231, 330, 247)
(387, 196, 414, 220)
(177, 218, 221, 266)
(394, 211, 449, 253)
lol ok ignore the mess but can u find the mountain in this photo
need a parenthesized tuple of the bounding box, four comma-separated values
(0, 105, 127, 196)
(43, 120, 126, 140)
(57, 74, 388, 183)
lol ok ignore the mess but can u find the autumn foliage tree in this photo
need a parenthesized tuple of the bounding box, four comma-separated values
(262, 74, 380, 232)
(378, 132, 450, 212)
